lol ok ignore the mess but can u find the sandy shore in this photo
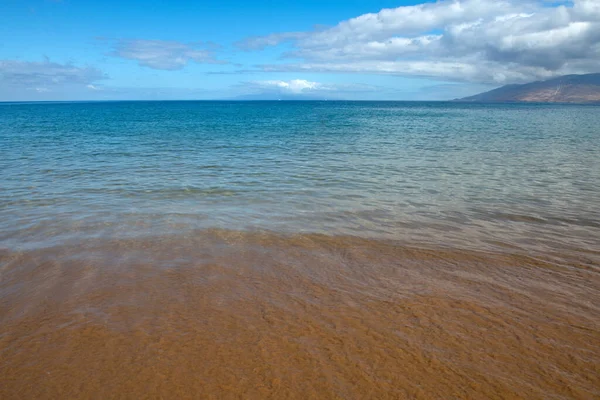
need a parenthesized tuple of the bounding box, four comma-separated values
(1, 231, 599, 399)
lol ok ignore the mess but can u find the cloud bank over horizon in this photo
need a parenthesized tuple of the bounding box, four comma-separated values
(239, 0, 600, 84)
(0, 60, 107, 98)
(233, 79, 397, 100)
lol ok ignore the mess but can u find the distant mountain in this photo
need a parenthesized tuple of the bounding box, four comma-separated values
(456, 74, 600, 104)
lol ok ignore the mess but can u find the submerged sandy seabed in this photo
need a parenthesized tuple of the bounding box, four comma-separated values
(1, 230, 599, 399)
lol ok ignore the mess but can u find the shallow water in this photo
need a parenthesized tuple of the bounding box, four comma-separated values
(1, 101, 599, 398)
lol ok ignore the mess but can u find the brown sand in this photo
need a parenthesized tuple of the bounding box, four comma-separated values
(1, 231, 599, 399)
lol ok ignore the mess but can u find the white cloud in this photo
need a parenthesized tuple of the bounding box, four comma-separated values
(236, 32, 306, 51)
(236, 79, 390, 99)
(0, 60, 106, 86)
(259, 61, 564, 84)
(299, 0, 527, 47)
(255, 79, 321, 93)
(112, 39, 226, 70)
(242, 0, 600, 84)
(245, 79, 384, 94)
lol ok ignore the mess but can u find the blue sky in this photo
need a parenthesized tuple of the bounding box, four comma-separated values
(1, 0, 598, 101)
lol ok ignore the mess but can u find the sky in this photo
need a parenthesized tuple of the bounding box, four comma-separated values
(1, 0, 599, 101)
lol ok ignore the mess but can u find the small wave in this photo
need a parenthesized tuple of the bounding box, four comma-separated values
(492, 212, 548, 224)
(76, 186, 240, 198)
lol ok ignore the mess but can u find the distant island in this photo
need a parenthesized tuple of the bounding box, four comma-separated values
(455, 73, 600, 104)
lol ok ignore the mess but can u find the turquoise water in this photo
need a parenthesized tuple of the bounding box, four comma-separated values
(1, 101, 599, 261)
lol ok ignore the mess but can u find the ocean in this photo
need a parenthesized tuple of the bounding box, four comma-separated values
(1, 101, 599, 399)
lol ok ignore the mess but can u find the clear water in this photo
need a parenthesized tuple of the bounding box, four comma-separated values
(2, 101, 600, 399)
(1, 101, 599, 259)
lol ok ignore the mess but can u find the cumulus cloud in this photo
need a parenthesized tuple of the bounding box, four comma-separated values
(236, 79, 389, 99)
(112, 39, 226, 70)
(242, 0, 600, 84)
(0, 60, 106, 87)
(253, 79, 322, 93)
(259, 60, 565, 84)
